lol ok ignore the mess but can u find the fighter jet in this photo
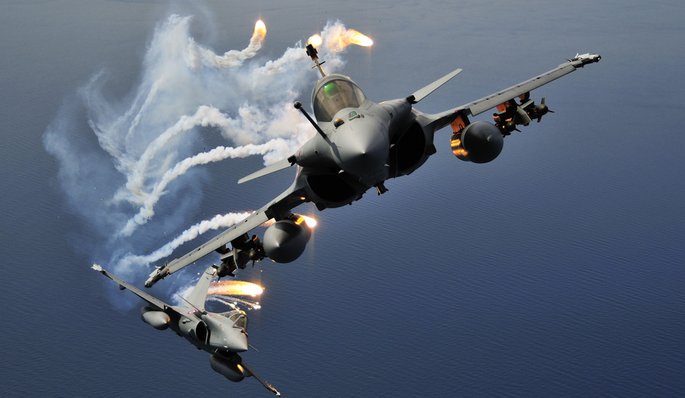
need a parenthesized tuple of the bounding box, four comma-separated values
(144, 46, 601, 287)
(91, 264, 281, 396)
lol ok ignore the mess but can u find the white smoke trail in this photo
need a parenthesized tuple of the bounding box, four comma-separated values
(115, 211, 252, 273)
(115, 101, 313, 209)
(189, 20, 267, 69)
(43, 15, 361, 281)
(113, 105, 229, 205)
(207, 296, 261, 311)
(119, 140, 295, 236)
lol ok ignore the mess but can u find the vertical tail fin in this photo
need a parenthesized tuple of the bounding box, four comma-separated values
(407, 68, 462, 104)
(185, 266, 217, 311)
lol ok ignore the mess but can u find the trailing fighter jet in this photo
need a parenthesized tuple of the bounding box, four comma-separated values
(92, 264, 281, 396)
(144, 46, 600, 288)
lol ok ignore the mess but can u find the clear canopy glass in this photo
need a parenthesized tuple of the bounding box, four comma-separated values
(313, 78, 366, 122)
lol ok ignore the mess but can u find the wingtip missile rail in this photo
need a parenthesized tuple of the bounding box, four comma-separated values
(569, 52, 601, 66)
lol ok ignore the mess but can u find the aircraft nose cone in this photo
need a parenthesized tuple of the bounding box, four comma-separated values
(231, 332, 249, 352)
(337, 125, 388, 178)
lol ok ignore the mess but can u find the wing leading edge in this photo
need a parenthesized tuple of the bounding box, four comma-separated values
(144, 209, 269, 287)
(92, 264, 172, 311)
(145, 182, 306, 287)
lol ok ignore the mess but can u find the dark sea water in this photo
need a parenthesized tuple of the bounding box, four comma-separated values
(2, 0, 684, 397)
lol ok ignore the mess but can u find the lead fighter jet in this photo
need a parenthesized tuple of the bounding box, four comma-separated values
(145, 46, 601, 288)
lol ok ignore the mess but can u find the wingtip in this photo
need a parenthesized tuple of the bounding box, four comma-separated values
(570, 52, 601, 66)
(91, 263, 103, 272)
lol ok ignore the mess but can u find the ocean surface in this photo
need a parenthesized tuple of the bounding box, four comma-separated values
(1, 0, 684, 396)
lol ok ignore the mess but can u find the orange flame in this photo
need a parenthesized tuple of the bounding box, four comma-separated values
(330, 29, 373, 52)
(208, 280, 264, 297)
(293, 214, 318, 229)
(345, 29, 373, 47)
(317, 27, 374, 53)
(264, 215, 318, 229)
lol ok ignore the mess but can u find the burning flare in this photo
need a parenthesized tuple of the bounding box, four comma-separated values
(307, 34, 323, 47)
(208, 280, 264, 297)
(300, 215, 318, 229)
(253, 19, 267, 41)
(344, 29, 373, 47)
(263, 214, 318, 229)
(313, 25, 373, 53)
(330, 29, 372, 51)
(293, 214, 318, 229)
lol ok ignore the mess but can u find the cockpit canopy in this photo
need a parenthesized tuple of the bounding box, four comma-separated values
(224, 310, 248, 331)
(312, 76, 366, 122)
